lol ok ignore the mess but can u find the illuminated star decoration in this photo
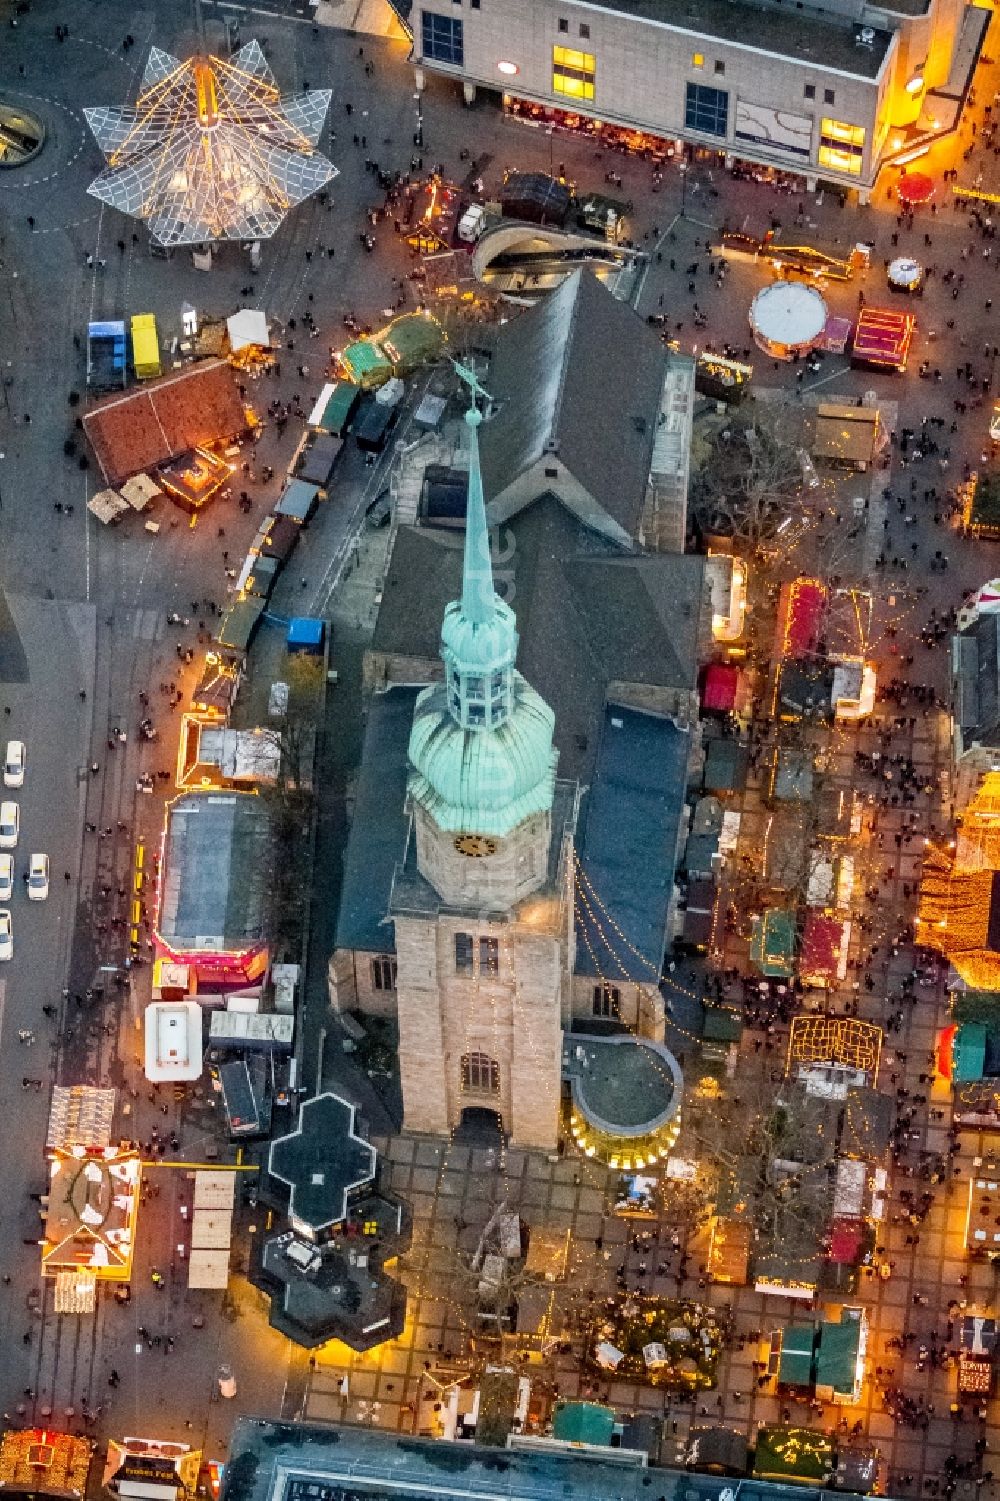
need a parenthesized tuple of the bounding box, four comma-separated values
(84, 42, 336, 246)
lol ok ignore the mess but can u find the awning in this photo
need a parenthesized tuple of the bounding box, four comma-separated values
(897, 171, 934, 204)
(829, 1215, 865, 1264)
(702, 664, 739, 712)
(800, 912, 850, 984)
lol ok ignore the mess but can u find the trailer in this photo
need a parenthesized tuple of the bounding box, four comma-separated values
(87, 320, 127, 391)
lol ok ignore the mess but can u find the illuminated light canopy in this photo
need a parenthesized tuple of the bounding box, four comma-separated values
(84, 42, 337, 246)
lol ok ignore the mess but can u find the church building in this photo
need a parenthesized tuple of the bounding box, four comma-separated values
(330, 271, 713, 1153)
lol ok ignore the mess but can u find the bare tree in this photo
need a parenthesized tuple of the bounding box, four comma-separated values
(689, 402, 824, 557)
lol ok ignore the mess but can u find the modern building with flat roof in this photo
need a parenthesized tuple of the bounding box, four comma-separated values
(394, 0, 989, 196)
(222, 1420, 891, 1501)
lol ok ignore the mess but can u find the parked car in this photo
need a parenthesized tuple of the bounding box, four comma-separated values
(0, 854, 12, 903)
(0, 801, 19, 849)
(0, 909, 11, 961)
(27, 853, 48, 902)
(3, 740, 24, 788)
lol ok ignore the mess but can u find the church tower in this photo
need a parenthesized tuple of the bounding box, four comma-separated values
(392, 369, 569, 1149)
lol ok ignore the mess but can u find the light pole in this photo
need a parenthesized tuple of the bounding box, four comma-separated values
(679, 160, 689, 218)
(413, 90, 424, 152)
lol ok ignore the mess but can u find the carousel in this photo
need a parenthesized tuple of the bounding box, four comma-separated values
(750, 280, 828, 361)
(887, 256, 924, 294)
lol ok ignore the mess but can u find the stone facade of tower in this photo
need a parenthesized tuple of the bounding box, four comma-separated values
(393, 885, 570, 1149)
(392, 370, 572, 1150)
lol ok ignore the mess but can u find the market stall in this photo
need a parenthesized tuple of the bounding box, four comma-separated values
(749, 281, 828, 361)
(896, 171, 934, 206)
(887, 256, 924, 294)
(851, 306, 915, 371)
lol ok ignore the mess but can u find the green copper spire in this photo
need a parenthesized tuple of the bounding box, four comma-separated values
(405, 360, 558, 838)
(460, 391, 494, 627)
(440, 361, 518, 732)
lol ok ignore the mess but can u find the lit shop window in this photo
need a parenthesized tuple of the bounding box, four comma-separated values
(818, 117, 865, 175)
(553, 45, 596, 101)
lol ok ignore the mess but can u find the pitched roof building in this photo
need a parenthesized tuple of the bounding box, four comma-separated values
(331, 275, 709, 1141)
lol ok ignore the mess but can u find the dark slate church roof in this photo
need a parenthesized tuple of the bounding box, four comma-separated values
(478, 269, 667, 539)
(373, 496, 705, 786)
(335, 686, 421, 952)
(575, 703, 690, 980)
(954, 613, 1000, 745)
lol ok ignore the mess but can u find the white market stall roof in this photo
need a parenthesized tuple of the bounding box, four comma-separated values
(187, 1247, 231, 1289)
(120, 473, 162, 510)
(888, 256, 923, 289)
(144, 999, 203, 1081)
(227, 308, 270, 352)
(194, 1170, 237, 1211)
(88, 488, 130, 524)
(750, 280, 828, 346)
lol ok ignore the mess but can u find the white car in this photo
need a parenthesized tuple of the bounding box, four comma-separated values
(3, 741, 24, 788)
(0, 854, 11, 903)
(0, 909, 11, 961)
(27, 853, 48, 902)
(0, 801, 18, 849)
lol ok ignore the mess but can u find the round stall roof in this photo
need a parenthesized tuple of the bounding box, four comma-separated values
(750, 281, 828, 350)
(897, 171, 934, 204)
(887, 256, 923, 289)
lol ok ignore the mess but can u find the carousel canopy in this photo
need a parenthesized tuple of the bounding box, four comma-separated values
(750, 280, 828, 348)
(84, 42, 336, 246)
(888, 256, 922, 288)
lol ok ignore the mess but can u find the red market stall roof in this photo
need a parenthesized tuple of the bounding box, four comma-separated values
(83, 359, 250, 486)
(851, 306, 915, 370)
(829, 1216, 865, 1264)
(897, 171, 934, 204)
(800, 912, 849, 983)
(702, 663, 740, 712)
(776, 578, 827, 661)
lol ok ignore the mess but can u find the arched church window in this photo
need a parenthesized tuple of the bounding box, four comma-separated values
(461, 1051, 500, 1093)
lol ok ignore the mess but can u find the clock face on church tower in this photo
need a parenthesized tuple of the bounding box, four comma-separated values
(453, 833, 498, 858)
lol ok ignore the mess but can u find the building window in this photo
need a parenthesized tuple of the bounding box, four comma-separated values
(553, 45, 595, 101)
(421, 10, 464, 65)
(558, 15, 568, 30)
(456, 932, 475, 973)
(471, 0, 480, 6)
(544, 466, 558, 478)
(456, 932, 499, 974)
(714, 59, 725, 75)
(371, 955, 397, 991)
(593, 983, 621, 1018)
(692, 51, 704, 67)
(579, 21, 590, 36)
(804, 83, 815, 99)
(685, 82, 729, 137)
(462, 1051, 501, 1093)
(818, 117, 865, 176)
(823, 87, 835, 104)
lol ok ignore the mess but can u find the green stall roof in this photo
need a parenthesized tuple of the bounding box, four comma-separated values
(750, 908, 795, 978)
(551, 1401, 616, 1447)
